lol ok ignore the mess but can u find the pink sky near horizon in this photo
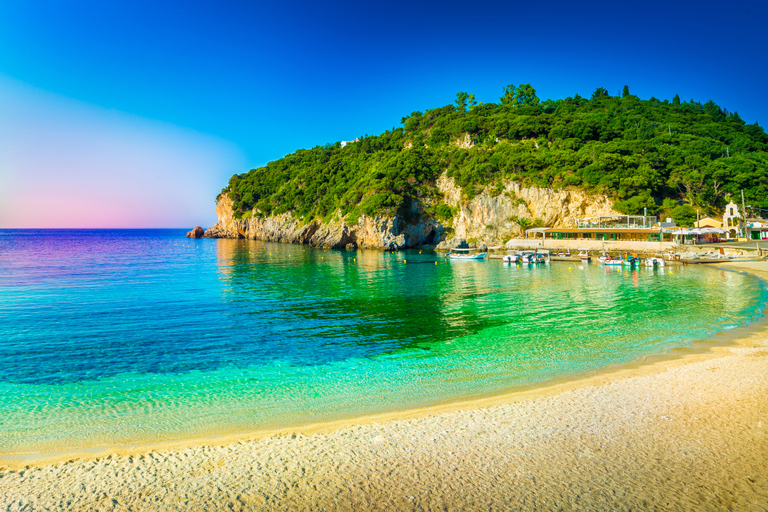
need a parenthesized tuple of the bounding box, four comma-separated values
(0, 77, 246, 229)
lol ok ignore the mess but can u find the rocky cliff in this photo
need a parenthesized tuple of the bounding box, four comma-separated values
(436, 173, 620, 245)
(204, 174, 620, 249)
(203, 194, 444, 250)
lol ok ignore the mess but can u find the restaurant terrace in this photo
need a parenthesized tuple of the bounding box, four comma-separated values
(576, 215, 658, 229)
(525, 227, 668, 242)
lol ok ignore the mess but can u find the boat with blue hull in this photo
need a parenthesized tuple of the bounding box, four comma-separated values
(448, 248, 487, 260)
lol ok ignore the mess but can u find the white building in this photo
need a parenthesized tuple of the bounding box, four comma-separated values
(340, 138, 360, 148)
(722, 201, 742, 239)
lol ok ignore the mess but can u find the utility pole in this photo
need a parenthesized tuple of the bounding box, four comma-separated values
(741, 189, 747, 238)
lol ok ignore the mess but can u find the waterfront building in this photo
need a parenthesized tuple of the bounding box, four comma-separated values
(694, 217, 723, 229)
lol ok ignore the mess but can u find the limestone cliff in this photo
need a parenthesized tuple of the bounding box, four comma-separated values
(436, 173, 620, 245)
(203, 194, 444, 250)
(204, 175, 620, 249)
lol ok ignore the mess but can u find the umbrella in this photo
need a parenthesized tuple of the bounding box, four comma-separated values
(663, 228, 692, 235)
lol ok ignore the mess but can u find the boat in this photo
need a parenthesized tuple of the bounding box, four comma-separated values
(555, 250, 571, 257)
(578, 249, 591, 262)
(502, 251, 521, 263)
(644, 256, 666, 267)
(448, 248, 487, 260)
(520, 250, 537, 264)
(623, 254, 641, 267)
(597, 253, 623, 265)
(535, 249, 551, 264)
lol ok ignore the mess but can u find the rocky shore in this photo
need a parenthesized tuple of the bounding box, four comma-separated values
(201, 174, 619, 251)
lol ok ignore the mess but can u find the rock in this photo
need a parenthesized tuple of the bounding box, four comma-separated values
(436, 238, 469, 251)
(477, 242, 488, 252)
(436, 172, 620, 246)
(204, 173, 620, 250)
(186, 226, 205, 238)
(205, 194, 445, 250)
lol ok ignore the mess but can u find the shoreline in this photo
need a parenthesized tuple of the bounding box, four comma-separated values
(2, 262, 766, 469)
(2, 261, 768, 509)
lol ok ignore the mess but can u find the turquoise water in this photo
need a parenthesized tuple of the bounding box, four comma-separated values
(1, 229, 766, 454)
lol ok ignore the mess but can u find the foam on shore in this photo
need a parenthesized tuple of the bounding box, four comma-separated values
(2, 261, 767, 510)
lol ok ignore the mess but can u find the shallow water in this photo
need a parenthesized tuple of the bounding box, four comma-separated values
(0, 229, 766, 454)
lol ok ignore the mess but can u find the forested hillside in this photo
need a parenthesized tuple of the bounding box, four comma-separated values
(222, 84, 768, 227)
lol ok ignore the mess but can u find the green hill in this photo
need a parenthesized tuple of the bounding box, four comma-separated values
(221, 84, 768, 228)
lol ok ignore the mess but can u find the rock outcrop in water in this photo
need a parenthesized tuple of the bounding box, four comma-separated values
(204, 172, 620, 249)
(186, 226, 205, 238)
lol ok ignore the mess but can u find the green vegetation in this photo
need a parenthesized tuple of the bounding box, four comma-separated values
(222, 84, 768, 224)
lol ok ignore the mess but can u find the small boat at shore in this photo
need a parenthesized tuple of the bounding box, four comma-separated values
(448, 248, 487, 260)
(535, 249, 551, 264)
(623, 254, 641, 267)
(521, 250, 536, 264)
(503, 251, 521, 263)
(644, 256, 666, 267)
(598, 253, 623, 265)
(578, 249, 591, 262)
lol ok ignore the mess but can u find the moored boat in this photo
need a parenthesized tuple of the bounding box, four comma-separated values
(448, 248, 487, 260)
(521, 250, 537, 264)
(578, 249, 591, 262)
(597, 253, 623, 265)
(502, 251, 521, 263)
(623, 254, 641, 266)
(644, 256, 666, 267)
(535, 249, 551, 264)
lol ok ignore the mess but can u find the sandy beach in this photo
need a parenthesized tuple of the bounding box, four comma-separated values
(2, 261, 767, 511)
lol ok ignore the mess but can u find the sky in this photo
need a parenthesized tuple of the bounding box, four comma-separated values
(1, 0, 766, 228)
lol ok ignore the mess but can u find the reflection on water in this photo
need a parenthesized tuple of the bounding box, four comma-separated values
(0, 230, 766, 454)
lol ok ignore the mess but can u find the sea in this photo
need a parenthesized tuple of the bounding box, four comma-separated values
(1, 229, 766, 456)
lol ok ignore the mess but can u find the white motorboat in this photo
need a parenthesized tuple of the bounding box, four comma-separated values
(644, 256, 666, 267)
(521, 250, 537, 264)
(448, 248, 487, 260)
(502, 251, 521, 263)
(597, 253, 623, 265)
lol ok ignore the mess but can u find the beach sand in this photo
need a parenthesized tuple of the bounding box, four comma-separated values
(2, 261, 767, 511)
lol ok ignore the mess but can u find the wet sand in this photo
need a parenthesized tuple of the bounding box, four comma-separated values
(2, 261, 767, 511)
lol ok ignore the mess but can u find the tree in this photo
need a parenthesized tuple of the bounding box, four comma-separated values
(591, 87, 609, 100)
(455, 92, 469, 112)
(516, 217, 532, 230)
(670, 204, 697, 227)
(401, 111, 423, 132)
(514, 84, 540, 106)
(672, 94, 680, 105)
(622, 85, 630, 98)
(500, 84, 516, 105)
(468, 94, 478, 109)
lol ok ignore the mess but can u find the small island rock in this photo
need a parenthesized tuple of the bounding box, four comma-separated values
(187, 226, 205, 238)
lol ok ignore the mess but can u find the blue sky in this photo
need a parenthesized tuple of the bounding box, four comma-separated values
(1, 0, 766, 227)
